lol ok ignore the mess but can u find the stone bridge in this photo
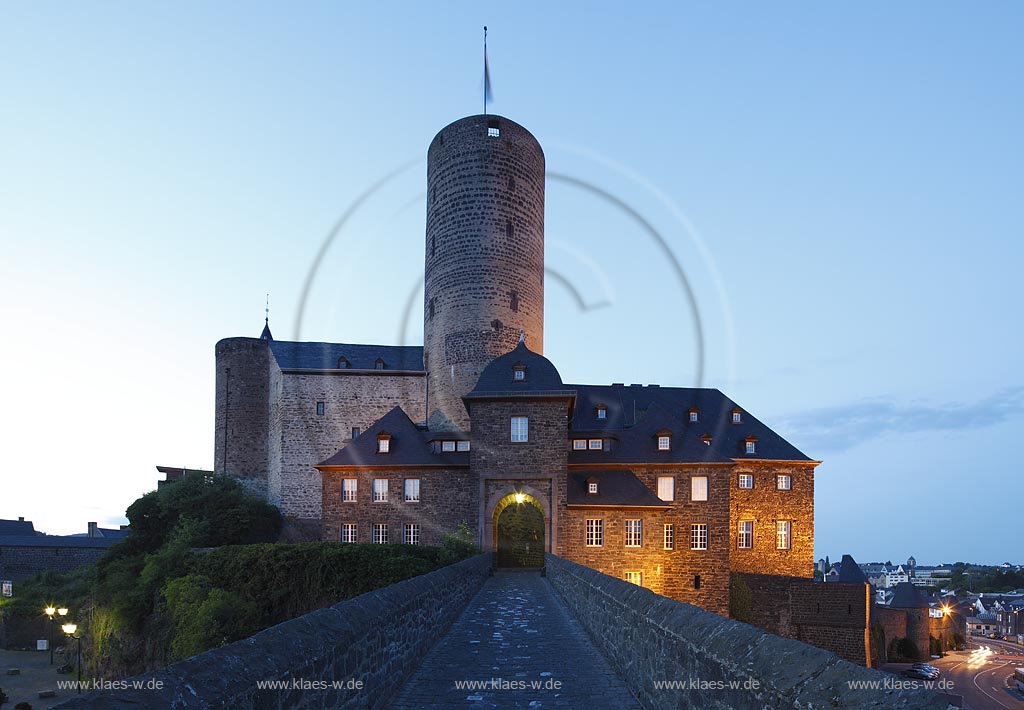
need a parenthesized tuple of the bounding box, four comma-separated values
(56, 554, 955, 709)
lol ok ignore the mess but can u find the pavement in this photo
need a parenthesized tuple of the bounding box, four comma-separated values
(0, 646, 81, 709)
(388, 568, 641, 709)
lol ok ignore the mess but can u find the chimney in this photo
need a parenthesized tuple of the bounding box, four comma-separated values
(18, 516, 24, 522)
(88, 522, 99, 538)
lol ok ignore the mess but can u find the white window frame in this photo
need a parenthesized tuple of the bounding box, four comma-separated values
(732, 411, 742, 423)
(511, 416, 529, 442)
(657, 435, 671, 451)
(689, 410, 698, 422)
(342, 478, 358, 502)
(691, 476, 708, 502)
(625, 571, 643, 586)
(441, 440, 456, 452)
(588, 439, 603, 450)
(597, 407, 607, 420)
(738, 521, 753, 549)
(777, 521, 791, 550)
(691, 523, 708, 550)
(573, 439, 587, 450)
(377, 437, 390, 453)
(663, 523, 675, 550)
(588, 481, 599, 494)
(777, 475, 792, 491)
(625, 519, 643, 547)
(457, 440, 470, 451)
(738, 474, 754, 489)
(513, 369, 526, 381)
(745, 441, 756, 454)
(585, 519, 603, 547)
(404, 478, 420, 503)
(341, 523, 357, 543)
(404, 523, 420, 545)
(372, 478, 389, 503)
(372, 523, 389, 544)
(656, 476, 674, 502)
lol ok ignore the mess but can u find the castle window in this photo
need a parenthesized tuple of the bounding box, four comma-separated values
(746, 440, 756, 454)
(777, 475, 791, 491)
(624, 519, 642, 547)
(341, 523, 357, 543)
(625, 571, 643, 587)
(375, 358, 386, 370)
(656, 476, 674, 502)
(342, 479, 357, 502)
(404, 523, 420, 545)
(373, 478, 389, 502)
(596, 406, 607, 420)
(441, 441, 456, 452)
(738, 521, 753, 549)
(351, 426, 361, 439)
(777, 521, 792, 549)
(691, 476, 708, 502)
(457, 440, 471, 452)
(585, 518, 603, 546)
(377, 434, 391, 453)
(663, 523, 675, 550)
(694, 575, 701, 589)
(316, 401, 325, 416)
(506, 219, 514, 239)
(588, 439, 603, 450)
(508, 176, 516, 190)
(513, 369, 525, 381)
(488, 119, 500, 137)
(732, 409, 742, 424)
(689, 408, 699, 422)
(510, 416, 529, 442)
(338, 357, 349, 369)
(573, 439, 587, 450)
(509, 290, 519, 313)
(587, 480, 599, 494)
(404, 478, 420, 503)
(429, 297, 436, 319)
(738, 474, 753, 489)
(657, 435, 671, 451)
(372, 523, 389, 544)
(691, 523, 708, 550)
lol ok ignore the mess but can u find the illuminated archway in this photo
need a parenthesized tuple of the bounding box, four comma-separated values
(492, 491, 545, 568)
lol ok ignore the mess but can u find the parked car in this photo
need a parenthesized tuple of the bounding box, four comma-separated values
(902, 668, 934, 680)
(910, 663, 940, 679)
(989, 632, 1000, 639)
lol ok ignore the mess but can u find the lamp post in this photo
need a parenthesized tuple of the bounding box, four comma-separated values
(61, 622, 82, 694)
(44, 607, 56, 665)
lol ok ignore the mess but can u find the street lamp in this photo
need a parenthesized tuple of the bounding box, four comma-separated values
(44, 607, 56, 665)
(61, 622, 82, 694)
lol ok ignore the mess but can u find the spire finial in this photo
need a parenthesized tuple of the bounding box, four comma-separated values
(483, 26, 493, 115)
(518, 328, 524, 344)
(265, 293, 269, 325)
(260, 294, 273, 341)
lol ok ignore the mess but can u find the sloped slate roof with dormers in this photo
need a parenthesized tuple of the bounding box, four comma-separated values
(316, 406, 468, 468)
(889, 582, 932, 609)
(566, 470, 671, 508)
(463, 341, 576, 400)
(268, 341, 424, 372)
(568, 383, 811, 463)
(0, 519, 38, 536)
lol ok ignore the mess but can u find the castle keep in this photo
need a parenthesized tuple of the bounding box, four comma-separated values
(215, 114, 818, 615)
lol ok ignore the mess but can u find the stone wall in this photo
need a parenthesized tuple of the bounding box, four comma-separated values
(0, 543, 110, 582)
(54, 553, 493, 709)
(564, 465, 731, 615)
(735, 572, 872, 666)
(546, 555, 952, 710)
(214, 337, 272, 498)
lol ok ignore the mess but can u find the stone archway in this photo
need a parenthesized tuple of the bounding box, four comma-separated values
(492, 492, 545, 568)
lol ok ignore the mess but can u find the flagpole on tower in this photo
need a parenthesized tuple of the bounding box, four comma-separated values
(483, 26, 489, 115)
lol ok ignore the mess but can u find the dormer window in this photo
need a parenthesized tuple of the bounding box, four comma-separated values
(700, 433, 713, 446)
(688, 408, 699, 423)
(596, 405, 607, 420)
(337, 357, 349, 369)
(588, 439, 603, 450)
(587, 478, 599, 495)
(657, 434, 671, 451)
(745, 439, 757, 454)
(377, 433, 391, 453)
(457, 440, 470, 452)
(441, 440, 456, 452)
(731, 409, 742, 424)
(374, 358, 386, 370)
(573, 439, 587, 450)
(512, 363, 527, 381)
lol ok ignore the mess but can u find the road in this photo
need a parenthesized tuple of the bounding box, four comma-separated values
(883, 637, 1024, 710)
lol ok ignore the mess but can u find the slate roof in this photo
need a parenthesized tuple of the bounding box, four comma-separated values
(566, 470, 671, 508)
(464, 341, 576, 400)
(317, 406, 468, 468)
(0, 519, 38, 536)
(269, 341, 424, 372)
(890, 582, 932, 609)
(835, 554, 869, 584)
(568, 383, 811, 462)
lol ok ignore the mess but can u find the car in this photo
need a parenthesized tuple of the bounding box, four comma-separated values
(901, 668, 934, 680)
(989, 633, 1000, 639)
(910, 663, 940, 679)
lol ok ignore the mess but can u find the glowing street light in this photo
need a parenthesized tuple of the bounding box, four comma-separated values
(62, 622, 83, 693)
(44, 606, 57, 665)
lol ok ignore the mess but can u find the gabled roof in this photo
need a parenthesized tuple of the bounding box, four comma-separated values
(890, 582, 932, 609)
(566, 470, 671, 508)
(317, 406, 468, 468)
(464, 341, 576, 400)
(568, 383, 811, 462)
(0, 519, 38, 536)
(835, 554, 869, 584)
(268, 341, 424, 371)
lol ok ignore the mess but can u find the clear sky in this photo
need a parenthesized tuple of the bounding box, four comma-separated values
(1, 2, 1021, 565)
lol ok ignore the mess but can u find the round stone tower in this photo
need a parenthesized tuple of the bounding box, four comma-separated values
(424, 114, 545, 431)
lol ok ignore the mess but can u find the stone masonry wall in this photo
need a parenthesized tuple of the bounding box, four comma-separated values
(729, 462, 816, 578)
(54, 553, 493, 710)
(214, 337, 272, 498)
(0, 544, 110, 583)
(546, 555, 952, 710)
(275, 371, 426, 520)
(564, 465, 731, 616)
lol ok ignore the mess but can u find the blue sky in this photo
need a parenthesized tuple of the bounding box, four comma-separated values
(1, 2, 1021, 564)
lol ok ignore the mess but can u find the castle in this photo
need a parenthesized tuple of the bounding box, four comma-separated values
(214, 114, 818, 615)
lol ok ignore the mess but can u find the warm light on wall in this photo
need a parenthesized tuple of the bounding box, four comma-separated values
(514, 493, 525, 504)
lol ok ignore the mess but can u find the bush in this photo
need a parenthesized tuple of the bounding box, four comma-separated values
(729, 574, 754, 624)
(888, 637, 920, 662)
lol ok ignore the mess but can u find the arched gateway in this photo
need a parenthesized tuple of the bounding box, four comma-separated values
(492, 492, 545, 567)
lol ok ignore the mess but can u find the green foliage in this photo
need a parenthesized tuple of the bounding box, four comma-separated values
(729, 573, 754, 624)
(888, 637, 920, 662)
(948, 562, 1024, 593)
(440, 521, 479, 565)
(162, 575, 258, 662)
(0, 566, 95, 622)
(870, 625, 886, 666)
